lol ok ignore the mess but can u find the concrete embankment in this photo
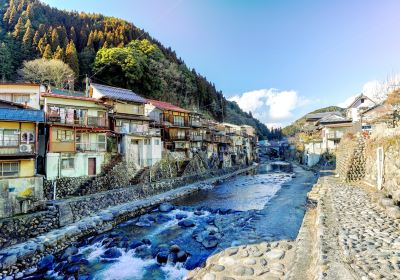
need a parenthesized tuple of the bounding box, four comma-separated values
(0, 165, 256, 276)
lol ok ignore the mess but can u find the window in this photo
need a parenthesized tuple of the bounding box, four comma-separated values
(21, 132, 34, 144)
(0, 162, 19, 177)
(0, 129, 19, 147)
(154, 139, 160, 145)
(98, 134, 106, 150)
(61, 158, 74, 169)
(173, 116, 184, 126)
(13, 95, 30, 104)
(57, 130, 73, 141)
(132, 105, 142, 115)
(144, 139, 150, 145)
(361, 99, 365, 103)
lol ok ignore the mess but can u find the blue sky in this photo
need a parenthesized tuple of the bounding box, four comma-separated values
(43, 0, 400, 126)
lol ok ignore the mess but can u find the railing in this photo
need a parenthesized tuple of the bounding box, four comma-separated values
(87, 116, 108, 128)
(169, 135, 189, 141)
(190, 120, 204, 127)
(0, 143, 35, 155)
(47, 115, 108, 128)
(326, 132, 344, 139)
(190, 135, 204, 141)
(76, 142, 106, 152)
(148, 128, 161, 136)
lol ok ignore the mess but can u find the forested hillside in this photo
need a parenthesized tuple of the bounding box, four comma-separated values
(0, 0, 276, 139)
(282, 106, 345, 137)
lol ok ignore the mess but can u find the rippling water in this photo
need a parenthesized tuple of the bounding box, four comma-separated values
(46, 163, 316, 280)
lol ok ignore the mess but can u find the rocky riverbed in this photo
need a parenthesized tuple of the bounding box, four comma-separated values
(0, 162, 320, 280)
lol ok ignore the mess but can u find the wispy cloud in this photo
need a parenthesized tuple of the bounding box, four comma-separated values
(229, 88, 310, 127)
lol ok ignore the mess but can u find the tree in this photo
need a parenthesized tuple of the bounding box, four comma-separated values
(53, 46, 64, 60)
(65, 40, 79, 77)
(0, 42, 13, 81)
(22, 21, 34, 46)
(51, 29, 60, 51)
(79, 47, 95, 76)
(42, 44, 53, 59)
(18, 59, 74, 88)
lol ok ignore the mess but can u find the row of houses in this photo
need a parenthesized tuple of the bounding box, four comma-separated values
(301, 94, 377, 166)
(0, 82, 258, 217)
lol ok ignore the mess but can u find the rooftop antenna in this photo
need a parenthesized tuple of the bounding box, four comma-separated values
(85, 74, 90, 97)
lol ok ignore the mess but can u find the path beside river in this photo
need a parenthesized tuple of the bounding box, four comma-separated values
(189, 169, 400, 280)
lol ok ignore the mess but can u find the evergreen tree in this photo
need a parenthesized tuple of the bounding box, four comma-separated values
(32, 30, 40, 46)
(13, 17, 25, 38)
(42, 44, 53, 59)
(22, 21, 34, 46)
(37, 34, 48, 55)
(51, 29, 60, 51)
(8, 4, 18, 26)
(0, 42, 13, 81)
(53, 45, 64, 60)
(65, 40, 79, 77)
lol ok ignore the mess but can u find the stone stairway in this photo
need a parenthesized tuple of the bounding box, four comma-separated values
(130, 166, 150, 185)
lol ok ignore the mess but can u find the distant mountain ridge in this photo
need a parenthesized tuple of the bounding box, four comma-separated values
(0, 0, 276, 139)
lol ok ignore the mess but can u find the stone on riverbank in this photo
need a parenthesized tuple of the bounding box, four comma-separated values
(178, 219, 195, 227)
(159, 203, 174, 212)
(101, 248, 121, 259)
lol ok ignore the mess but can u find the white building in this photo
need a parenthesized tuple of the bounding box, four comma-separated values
(346, 94, 376, 122)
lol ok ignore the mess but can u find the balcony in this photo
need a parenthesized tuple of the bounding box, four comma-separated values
(190, 120, 204, 128)
(190, 135, 204, 141)
(0, 143, 35, 157)
(47, 115, 108, 128)
(326, 132, 344, 140)
(76, 142, 106, 152)
(169, 135, 189, 141)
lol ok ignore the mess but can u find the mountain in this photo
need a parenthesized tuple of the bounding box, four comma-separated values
(0, 0, 275, 139)
(282, 106, 345, 137)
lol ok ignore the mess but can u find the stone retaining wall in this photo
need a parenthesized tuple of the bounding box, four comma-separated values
(0, 206, 59, 249)
(336, 133, 366, 182)
(364, 134, 400, 202)
(43, 177, 90, 200)
(54, 166, 243, 224)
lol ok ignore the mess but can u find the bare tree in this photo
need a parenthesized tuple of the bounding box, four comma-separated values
(18, 59, 74, 88)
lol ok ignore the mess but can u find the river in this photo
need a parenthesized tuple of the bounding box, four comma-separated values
(44, 163, 317, 280)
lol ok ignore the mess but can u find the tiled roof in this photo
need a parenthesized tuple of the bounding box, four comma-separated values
(306, 111, 343, 120)
(147, 99, 189, 113)
(0, 108, 44, 122)
(41, 92, 100, 102)
(91, 83, 146, 103)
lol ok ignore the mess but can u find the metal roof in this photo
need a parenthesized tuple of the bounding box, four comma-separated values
(91, 83, 146, 103)
(306, 111, 343, 120)
(147, 99, 189, 113)
(0, 108, 44, 122)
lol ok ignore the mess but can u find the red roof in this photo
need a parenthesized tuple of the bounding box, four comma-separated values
(147, 99, 189, 113)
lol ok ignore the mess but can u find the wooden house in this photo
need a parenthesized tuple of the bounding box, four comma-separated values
(40, 88, 109, 180)
(91, 83, 162, 168)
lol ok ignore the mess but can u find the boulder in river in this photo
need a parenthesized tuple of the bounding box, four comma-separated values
(129, 240, 144, 249)
(178, 219, 195, 228)
(156, 251, 169, 264)
(65, 264, 80, 274)
(202, 236, 218, 248)
(38, 255, 55, 271)
(159, 203, 174, 212)
(142, 238, 152, 245)
(170, 244, 181, 253)
(61, 246, 78, 260)
(101, 247, 122, 259)
(155, 214, 172, 223)
(176, 250, 188, 262)
(175, 213, 188, 220)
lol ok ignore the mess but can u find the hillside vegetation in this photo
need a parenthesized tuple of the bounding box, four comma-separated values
(0, 0, 275, 139)
(282, 106, 345, 137)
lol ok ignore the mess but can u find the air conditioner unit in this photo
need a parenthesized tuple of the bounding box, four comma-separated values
(19, 144, 32, 153)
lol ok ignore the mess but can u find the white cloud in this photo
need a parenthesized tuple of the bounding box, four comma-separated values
(339, 74, 400, 107)
(229, 88, 310, 127)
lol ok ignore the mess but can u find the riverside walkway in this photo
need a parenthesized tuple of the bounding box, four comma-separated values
(188, 170, 400, 280)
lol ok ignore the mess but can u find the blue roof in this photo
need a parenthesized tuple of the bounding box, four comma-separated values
(0, 108, 44, 122)
(91, 83, 146, 103)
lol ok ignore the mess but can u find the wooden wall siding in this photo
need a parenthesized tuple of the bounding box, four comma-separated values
(114, 102, 145, 115)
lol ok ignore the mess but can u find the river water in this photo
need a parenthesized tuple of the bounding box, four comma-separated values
(45, 163, 316, 280)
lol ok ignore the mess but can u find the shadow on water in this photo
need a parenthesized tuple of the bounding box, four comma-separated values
(39, 161, 318, 280)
